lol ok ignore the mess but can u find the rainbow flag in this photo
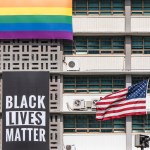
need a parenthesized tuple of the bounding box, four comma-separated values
(0, 0, 73, 40)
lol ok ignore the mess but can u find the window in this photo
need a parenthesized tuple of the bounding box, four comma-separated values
(131, 0, 150, 15)
(132, 37, 150, 54)
(73, 0, 125, 15)
(63, 75, 125, 93)
(63, 36, 125, 55)
(132, 115, 150, 132)
(132, 76, 150, 93)
(64, 114, 125, 133)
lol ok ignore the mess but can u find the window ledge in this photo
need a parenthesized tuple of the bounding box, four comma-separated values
(73, 15, 125, 18)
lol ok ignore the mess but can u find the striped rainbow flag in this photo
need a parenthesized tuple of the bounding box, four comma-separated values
(0, 0, 73, 40)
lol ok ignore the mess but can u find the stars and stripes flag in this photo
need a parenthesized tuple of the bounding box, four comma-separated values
(96, 80, 149, 121)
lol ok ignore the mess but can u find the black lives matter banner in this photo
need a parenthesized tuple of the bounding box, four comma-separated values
(2, 72, 49, 150)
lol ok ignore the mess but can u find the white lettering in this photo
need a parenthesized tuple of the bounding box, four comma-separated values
(28, 128, 32, 141)
(5, 128, 46, 142)
(6, 96, 13, 109)
(14, 128, 21, 141)
(29, 95, 36, 108)
(6, 128, 13, 142)
(20, 95, 28, 108)
(6, 111, 45, 126)
(5, 95, 46, 109)
(21, 128, 26, 141)
(39, 129, 46, 142)
(38, 96, 45, 109)
(14, 96, 19, 108)
(34, 128, 38, 141)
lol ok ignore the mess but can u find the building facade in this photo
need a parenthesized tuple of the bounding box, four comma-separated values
(1, 0, 150, 150)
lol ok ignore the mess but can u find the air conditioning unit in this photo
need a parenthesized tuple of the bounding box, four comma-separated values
(73, 99, 85, 110)
(66, 145, 72, 150)
(91, 99, 99, 110)
(85, 101, 92, 109)
(65, 145, 76, 150)
(67, 60, 80, 71)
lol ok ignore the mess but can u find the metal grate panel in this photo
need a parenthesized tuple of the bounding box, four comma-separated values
(0, 117, 2, 150)
(0, 40, 62, 72)
(0, 78, 2, 113)
(50, 114, 63, 150)
(50, 75, 62, 111)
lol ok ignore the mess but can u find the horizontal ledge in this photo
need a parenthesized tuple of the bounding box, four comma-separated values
(0, 71, 150, 75)
(73, 16, 125, 18)
(49, 111, 96, 114)
(58, 71, 150, 75)
(73, 32, 150, 36)
(50, 109, 150, 114)
(63, 111, 96, 114)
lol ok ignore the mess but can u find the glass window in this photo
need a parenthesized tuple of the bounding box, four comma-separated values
(101, 0, 111, 15)
(73, 0, 125, 15)
(132, 0, 150, 15)
(63, 36, 125, 55)
(132, 115, 150, 133)
(64, 115, 76, 128)
(64, 114, 125, 133)
(101, 40, 112, 49)
(76, 0, 87, 10)
(88, 0, 99, 12)
(132, 37, 150, 54)
(64, 75, 125, 94)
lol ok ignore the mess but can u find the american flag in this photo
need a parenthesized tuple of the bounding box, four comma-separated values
(96, 80, 149, 121)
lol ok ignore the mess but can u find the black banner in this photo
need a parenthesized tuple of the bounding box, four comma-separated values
(2, 72, 49, 150)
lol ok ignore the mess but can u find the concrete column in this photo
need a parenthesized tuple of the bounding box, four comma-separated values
(125, 36, 131, 71)
(126, 75, 132, 150)
(125, 0, 131, 32)
(49, 41, 64, 150)
(125, 2, 132, 147)
(125, 0, 132, 71)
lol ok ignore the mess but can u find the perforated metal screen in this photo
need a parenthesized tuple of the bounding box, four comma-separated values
(0, 40, 62, 71)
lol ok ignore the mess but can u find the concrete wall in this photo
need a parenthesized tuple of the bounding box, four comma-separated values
(63, 55, 125, 72)
(63, 134, 126, 150)
(131, 55, 150, 71)
(73, 16, 150, 33)
(73, 17, 125, 33)
(131, 17, 150, 32)
(63, 94, 150, 112)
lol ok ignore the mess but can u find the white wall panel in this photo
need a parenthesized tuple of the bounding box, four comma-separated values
(131, 55, 150, 70)
(63, 134, 126, 150)
(131, 17, 150, 32)
(146, 95, 150, 113)
(63, 94, 105, 111)
(63, 94, 150, 112)
(63, 56, 125, 72)
(73, 17, 125, 33)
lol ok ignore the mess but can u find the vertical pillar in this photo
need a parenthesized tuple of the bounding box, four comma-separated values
(49, 74, 63, 150)
(49, 114, 63, 150)
(0, 116, 2, 150)
(49, 40, 63, 150)
(125, 0, 131, 70)
(125, 0, 131, 32)
(125, 36, 131, 71)
(126, 75, 132, 150)
(125, 0, 132, 147)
